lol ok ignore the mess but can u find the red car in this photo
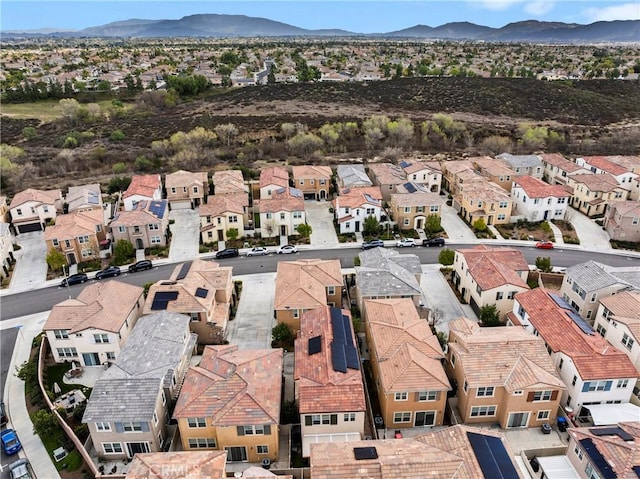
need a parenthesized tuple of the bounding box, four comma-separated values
(535, 241, 554, 249)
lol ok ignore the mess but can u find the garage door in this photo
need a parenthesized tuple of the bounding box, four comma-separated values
(17, 222, 43, 233)
(170, 200, 191, 210)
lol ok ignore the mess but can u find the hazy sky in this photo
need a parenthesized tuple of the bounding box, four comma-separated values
(2, 0, 639, 32)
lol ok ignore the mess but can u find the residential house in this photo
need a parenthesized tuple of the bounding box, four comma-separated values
(605, 155, 640, 174)
(143, 259, 234, 344)
(603, 201, 640, 243)
(199, 194, 248, 243)
(363, 298, 450, 429)
(496, 153, 544, 179)
(567, 173, 628, 217)
(576, 156, 638, 192)
(559, 260, 640, 322)
(0, 196, 8, 223)
(127, 451, 227, 479)
(333, 186, 383, 234)
(471, 156, 515, 192)
(399, 159, 441, 193)
(455, 182, 513, 226)
(258, 187, 305, 238)
(66, 184, 102, 213)
(165, 170, 208, 209)
(211, 169, 249, 196)
(310, 425, 523, 479)
(44, 281, 144, 366)
(259, 166, 289, 200)
(389, 191, 444, 231)
(109, 200, 169, 250)
(82, 311, 197, 459)
(173, 345, 282, 463)
(367, 163, 407, 201)
(44, 209, 105, 265)
(0, 223, 14, 277)
(440, 160, 482, 195)
(295, 306, 366, 457)
(274, 259, 343, 332)
(507, 288, 638, 413)
(291, 165, 333, 200)
(447, 317, 565, 428)
(122, 175, 163, 211)
(539, 153, 590, 186)
(355, 248, 423, 310)
(335, 164, 373, 190)
(511, 175, 570, 222)
(452, 245, 530, 319)
(9, 188, 63, 233)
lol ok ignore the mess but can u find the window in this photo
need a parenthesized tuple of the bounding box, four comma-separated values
(299, 179, 305, 185)
(293, 211, 302, 219)
(507, 291, 517, 299)
(96, 422, 111, 431)
(122, 422, 143, 432)
(476, 386, 494, 397)
(513, 390, 523, 396)
(495, 291, 504, 301)
(590, 293, 597, 303)
(574, 444, 583, 460)
(106, 352, 116, 360)
(463, 380, 468, 393)
(229, 215, 238, 223)
(404, 218, 410, 226)
(533, 390, 552, 401)
(151, 236, 161, 244)
(102, 443, 123, 454)
(617, 379, 629, 389)
(395, 392, 408, 401)
(327, 286, 335, 295)
(118, 226, 126, 233)
(293, 309, 300, 319)
(585, 463, 600, 479)
(572, 283, 587, 300)
(582, 381, 612, 392)
(187, 418, 207, 428)
(366, 208, 375, 215)
(320, 179, 326, 185)
(344, 413, 356, 422)
(537, 410, 550, 420)
(162, 391, 166, 406)
(497, 214, 506, 221)
(78, 235, 89, 244)
(52, 238, 59, 247)
(57, 347, 77, 358)
(193, 186, 199, 194)
(404, 206, 411, 213)
(171, 187, 176, 194)
(280, 213, 285, 220)
(153, 411, 158, 426)
(188, 438, 216, 449)
(622, 333, 635, 350)
(94, 333, 109, 344)
(216, 217, 222, 225)
(157, 431, 163, 448)
(430, 205, 439, 212)
(306, 414, 337, 425)
(16, 208, 22, 216)
(81, 249, 93, 258)
(559, 358, 564, 369)
(265, 213, 272, 219)
(256, 445, 269, 454)
(572, 375, 577, 386)
(418, 391, 438, 401)
(393, 412, 411, 423)
(242, 425, 266, 435)
(54, 329, 69, 339)
(148, 223, 159, 230)
(470, 406, 496, 417)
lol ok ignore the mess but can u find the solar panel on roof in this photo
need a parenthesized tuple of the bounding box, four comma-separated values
(331, 308, 346, 344)
(176, 261, 192, 280)
(404, 183, 417, 193)
(568, 311, 594, 335)
(345, 346, 360, 370)
(308, 335, 322, 355)
(149, 200, 167, 218)
(589, 427, 634, 441)
(633, 466, 640, 478)
(363, 193, 379, 204)
(195, 287, 208, 298)
(399, 160, 411, 168)
(354, 447, 378, 460)
(549, 293, 575, 312)
(343, 314, 354, 347)
(154, 291, 179, 301)
(466, 432, 519, 479)
(331, 342, 347, 373)
(580, 438, 616, 479)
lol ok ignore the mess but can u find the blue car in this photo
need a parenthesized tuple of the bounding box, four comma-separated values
(1, 429, 22, 455)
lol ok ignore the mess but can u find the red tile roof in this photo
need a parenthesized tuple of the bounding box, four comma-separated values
(123, 175, 161, 199)
(514, 175, 570, 198)
(457, 245, 529, 291)
(569, 173, 621, 192)
(259, 166, 289, 188)
(275, 259, 343, 310)
(579, 156, 629, 176)
(127, 451, 227, 479)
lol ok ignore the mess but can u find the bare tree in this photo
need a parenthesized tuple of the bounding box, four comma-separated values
(214, 123, 239, 146)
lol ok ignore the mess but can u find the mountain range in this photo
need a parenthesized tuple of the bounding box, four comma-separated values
(3, 14, 639, 43)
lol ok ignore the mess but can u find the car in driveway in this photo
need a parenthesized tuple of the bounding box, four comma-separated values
(95, 266, 121, 280)
(361, 239, 385, 250)
(277, 245, 298, 254)
(246, 247, 270, 256)
(9, 459, 33, 479)
(128, 260, 153, 273)
(1, 429, 22, 455)
(215, 248, 239, 259)
(395, 238, 416, 248)
(423, 237, 446, 247)
(535, 241, 554, 249)
(60, 273, 88, 287)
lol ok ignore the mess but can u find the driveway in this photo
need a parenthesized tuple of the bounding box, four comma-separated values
(168, 209, 200, 262)
(9, 231, 48, 292)
(304, 200, 339, 248)
(567, 208, 612, 251)
(440, 204, 477, 243)
(226, 273, 276, 349)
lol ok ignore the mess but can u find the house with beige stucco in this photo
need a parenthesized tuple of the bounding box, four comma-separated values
(291, 165, 332, 200)
(44, 208, 106, 265)
(165, 170, 208, 209)
(9, 188, 63, 234)
(390, 191, 444, 231)
(258, 187, 305, 238)
(199, 194, 248, 242)
(109, 200, 169, 250)
(122, 175, 163, 212)
(454, 181, 513, 227)
(259, 166, 289, 200)
(567, 173, 628, 218)
(539, 153, 590, 186)
(399, 159, 441, 193)
(367, 162, 407, 201)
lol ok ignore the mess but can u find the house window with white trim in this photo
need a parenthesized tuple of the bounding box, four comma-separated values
(393, 412, 411, 423)
(470, 406, 496, 417)
(54, 329, 69, 339)
(476, 386, 494, 397)
(148, 223, 159, 230)
(96, 422, 111, 431)
(622, 333, 634, 350)
(102, 443, 123, 454)
(257, 445, 269, 454)
(122, 422, 143, 432)
(395, 392, 408, 401)
(617, 379, 629, 389)
(189, 438, 216, 449)
(187, 418, 207, 428)
(344, 413, 356, 422)
(78, 235, 89, 244)
(52, 238, 59, 247)
(537, 410, 550, 420)
(151, 236, 161, 244)
(94, 333, 109, 344)
(533, 390, 552, 401)
(418, 391, 438, 401)
(57, 347, 77, 358)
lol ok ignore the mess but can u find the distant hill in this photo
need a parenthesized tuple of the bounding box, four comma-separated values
(2, 14, 638, 43)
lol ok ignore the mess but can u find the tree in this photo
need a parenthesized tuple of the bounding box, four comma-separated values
(110, 129, 126, 142)
(226, 228, 239, 241)
(31, 409, 59, 438)
(107, 176, 131, 194)
(267, 65, 276, 84)
(214, 123, 239, 146)
(46, 249, 66, 273)
(296, 223, 312, 238)
(112, 162, 127, 174)
(281, 123, 296, 140)
(438, 248, 455, 266)
(22, 126, 37, 140)
(479, 304, 501, 327)
(113, 239, 135, 265)
(535, 256, 553, 273)
(287, 132, 323, 159)
(363, 216, 380, 237)
(424, 214, 443, 238)
(272, 323, 294, 344)
(473, 218, 487, 232)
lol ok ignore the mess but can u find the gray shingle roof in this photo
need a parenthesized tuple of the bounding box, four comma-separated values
(496, 153, 543, 168)
(566, 261, 634, 292)
(357, 249, 422, 297)
(336, 164, 372, 188)
(83, 378, 160, 422)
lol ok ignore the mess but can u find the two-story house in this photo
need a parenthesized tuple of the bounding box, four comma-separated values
(199, 194, 248, 243)
(44, 209, 106, 265)
(440, 160, 482, 195)
(291, 165, 332, 200)
(66, 184, 102, 213)
(367, 163, 407, 201)
(259, 166, 289, 200)
(335, 164, 373, 190)
(143, 259, 234, 344)
(511, 175, 570, 222)
(567, 173, 628, 217)
(165, 170, 208, 209)
(9, 188, 63, 233)
(258, 187, 305, 238)
(496, 153, 544, 180)
(576, 156, 638, 192)
(507, 288, 638, 414)
(389, 191, 444, 231)
(211, 169, 249, 196)
(334, 186, 383, 234)
(44, 281, 144, 366)
(109, 200, 169, 250)
(447, 317, 565, 428)
(399, 159, 441, 193)
(295, 306, 366, 457)
(274, 259, 343, 332)
(363, 298, 450, 429)
(603, 200, 640, 243)
(452, 245, 530, 319)
(455, 182, 513, 226)
(82, 311, 197, 459)
(0, 223, 15, 278)
(122, 174, 163, 211)
(471, 156, 515, 192)
(539, 153, 590, 186)
(173, 345, 282, 463)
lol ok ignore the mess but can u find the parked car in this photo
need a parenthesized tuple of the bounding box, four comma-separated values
(361, 239, 385, 250)
(246, 247, 270, 257)
(95, 266, 121, 280)
(215, 248, 239, 259)
(277, 245, 298, 254)
(395, 238, 416, 248)
(423, 237, 446, 247)
(535, 241, 554, 249)
(128, 260, 153, 273)
(0, 400, 7, 426)
(9, 459, 33, 479)
(60, 273, 88, 287)
(1, 429, 22, 455)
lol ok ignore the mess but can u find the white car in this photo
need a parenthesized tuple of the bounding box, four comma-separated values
(246, 247, 270, 256)
(277, 245, 298, 254)
(395, 238, 416, 247)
